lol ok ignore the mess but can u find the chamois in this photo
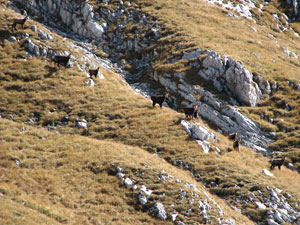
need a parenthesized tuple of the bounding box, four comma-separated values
(229, 131, 238, 141)
(270, 156, 286, 170)
(12, 15, 28, 32)
(233, 138, 240, 152)
(88, 67, 100, 78)
(151, 93, 168, 108)
(53, 53, 71, 67)
(183, 105, 198, 120)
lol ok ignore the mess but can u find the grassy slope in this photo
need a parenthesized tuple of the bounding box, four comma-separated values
(0, 1, 300, 224)
(0, 118, 255, 224)
(109, 0, 300, 167)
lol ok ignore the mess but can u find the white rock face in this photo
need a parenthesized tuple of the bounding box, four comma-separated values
(87, 21, 104, 38)
(224, 59, 261, 106)
(16, 0, 104, 40)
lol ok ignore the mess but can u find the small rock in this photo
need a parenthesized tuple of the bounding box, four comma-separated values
(273, 210, 284, 224)
(256, 202, 267, 209)
(85, 78, 95, 87)
(124, 177, 133, 188)
(38, 29, 48, 40)
(287, 163, 296, 170)
(222, 219, 235, 225)
(75, 119, 87, 128)
(170, 211, 178, 222)
(116, 172, 125, 179)
(132, 185, 138, 191)
(270, 189, 280, 202)
(283, 49, 290, 57)
(149, 202, 167, 220)
(8, 35, 17, 43)
(116, 166, 123, 173)
(267, 217, 280, 225)
(159, 174, 167, 183)
(31, 25, 37, 32)
(138, 194, 148, 205)
(262, 169, 274, 177)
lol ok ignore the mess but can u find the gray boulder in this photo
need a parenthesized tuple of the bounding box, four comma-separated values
(149, 202, 167, 220)
(224, 59, 261, 106)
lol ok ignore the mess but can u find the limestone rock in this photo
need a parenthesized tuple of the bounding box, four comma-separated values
(8, 35, 17, 43)
(256, 202, 267, 209)
(75, 119, 87, 128)
(224, 59, 261, 106)
(262, 169, 274, 177)
(149, 202, 167, 220)
(124, 177, 133, 188)
(182, 48, 202, 60)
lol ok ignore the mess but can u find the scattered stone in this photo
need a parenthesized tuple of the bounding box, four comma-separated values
(85, 78, 95, 87)
(267, 217, 280, 225)
(117, 172, 125, 179)
(149, 202, 167, 220)
(139, 194, 148, 205)
(75, 119, 87, 128)
(170, 211, 178, 222)
(138, 185, 152, 205)
(262, 169, 274, 177)
(256, 201, 267, 209)
(31, 25, 37, 32)
(8, 35, 17, 43)
(124, 177, 133, 188)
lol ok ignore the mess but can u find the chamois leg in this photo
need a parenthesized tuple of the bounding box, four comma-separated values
(152, 101, 156, 108)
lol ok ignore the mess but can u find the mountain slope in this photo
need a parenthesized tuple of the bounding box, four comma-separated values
(0, 0, 300, 224)
(0, 118, 256, 224)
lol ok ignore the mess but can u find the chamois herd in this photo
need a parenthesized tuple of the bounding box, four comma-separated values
(228, 131, 287, 170)
(151, 95, 287, 170)
(10, 12, 287, 172)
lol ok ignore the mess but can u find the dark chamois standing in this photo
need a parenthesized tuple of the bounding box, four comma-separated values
(270, 156, 286, 170)
(12, 15, 28, 32)
(88, 67, 100, 78)
(193, 108, 200, 119)
(151, 93, 169, 108)
(53, 53, 71, 67)
(233, 138, 240, 152)
(229, 131, 238, 141)
(183, 105, 198, 120)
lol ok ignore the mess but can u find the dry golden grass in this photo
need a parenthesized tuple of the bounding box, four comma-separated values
(0, 2, 300, 224)
(138, 0, 300, 80)
(0, 118, 256, 224)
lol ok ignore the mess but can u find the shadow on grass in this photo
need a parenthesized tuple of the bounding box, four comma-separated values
(44, 65, 58, 78)
(0, 29, 13, 41)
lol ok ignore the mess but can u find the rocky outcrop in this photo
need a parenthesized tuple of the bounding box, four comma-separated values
(12, 0, 274, 153)
(13, 0, 266, 106)
(113, 165, 237, 225)
(14, 0, 104, 39)
(149, 203, 167, 220)
(198, 51, 262, 106)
